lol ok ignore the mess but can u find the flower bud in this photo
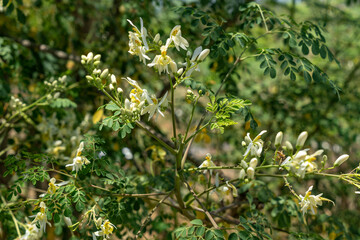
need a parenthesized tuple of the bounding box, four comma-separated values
(285, 141, 293, 152)
(247, 167, 255, 179)
(117, 87, 123, 93)
(240, 160, 248, 169)
(81, 55, 87, 61)
(197, 49, 210, 61)
(170, 61, 177, 73)
(109, 84, 114, 91)
(87, 52, 93, 60)
(94, 61, 101, 66)
(177, 68, 184, 76)
(296, 131, 308, 148)
(154, 33, 160, 43)
(242, 141, 246, 147)
(64, 217, 72, 227)
(94, 54, 101, 61)
(100, 69, 109, 79)
(249, 158, 258, 168)
(275, 131, 283, 148)
(53, 92, 60, 99)
(86, 75, 94, 81)
(239, 169, 246, 180)
(111, 74, 117, 84)
(333, 154, 349, 167)
(81, 59, 86, 64)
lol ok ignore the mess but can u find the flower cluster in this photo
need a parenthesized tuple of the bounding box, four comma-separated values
(92, 219, 116, 240)
(19, 223, 42, 240)
(127, 18, 209, 78)
(279, 131, 350, 178)
(9, 96, 26, 110)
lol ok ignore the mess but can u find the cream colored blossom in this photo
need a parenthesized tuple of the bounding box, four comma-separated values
(198, 153, 216, 175)
(148, 40, 176, 74)
(169, 25, 189, 51)
(66, 142, 90, 173)
(299, 186, 323, 215)
(243, 130, 267, 157)
(92, 219, 116, 240)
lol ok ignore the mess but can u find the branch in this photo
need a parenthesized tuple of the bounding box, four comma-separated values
(135, 191, 172, 239)
(1, 34, 80, 61)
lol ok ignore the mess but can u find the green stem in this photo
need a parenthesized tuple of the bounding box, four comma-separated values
(169, 75, 177, 147)
(183, 97, 199, 142)
(136, 121, 177, 155)
(1, 196, 22, 238)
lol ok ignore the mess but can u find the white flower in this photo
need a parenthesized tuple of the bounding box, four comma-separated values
(92, 219, 116, 240)
(39, 178, 69, 197)
(20, 223, 42, 240)
(185, 46, 203, 77)
(141, 92, 168, 121)
(243, 130, 267, 157)
(127, 18, 150, 64)
(169, 25, 189, 51)
(32, 202, 51, 233)
(198, 153, 216, 175)
(148, 40, 176, 74)
(282, 149, 323, 178)
(66, 142, 90, 173)
(299, 186, 323, 215)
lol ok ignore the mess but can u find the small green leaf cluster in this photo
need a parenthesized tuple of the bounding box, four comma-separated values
(207, 96, 252, 133)
(173, 219, 225, 240)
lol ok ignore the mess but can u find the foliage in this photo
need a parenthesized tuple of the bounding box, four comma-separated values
(1, 0, 360, 240)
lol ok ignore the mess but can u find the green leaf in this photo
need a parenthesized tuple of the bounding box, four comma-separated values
(301, 44, 309, 55)
(50, 98, 77, 108)
(190, 219, 203, 226)
(269, 68, 276, 78)
(229, 233, 239, 240)
(16, 9, 26, 24)
(5, 3, 14, 15)
(75, 201, 85, 212)
(3, 0, 9, 7)
(196, 226, 206, 236)
(105, 101, 121, 111)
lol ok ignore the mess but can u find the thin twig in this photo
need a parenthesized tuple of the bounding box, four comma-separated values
(183, 180, 219, 229)
(135, 191, 172, 239)
(1, 196, 22, 238)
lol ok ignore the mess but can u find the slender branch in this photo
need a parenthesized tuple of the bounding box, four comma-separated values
(90, 184, 169, 197)
(1, 196, 22, 238)
(257, 4, 269, 32)
(183, 180, 219, 229)
(169, 76, 177, 147)
(1, 34, 80, 61)
(135, 191, 172, 239)
(136, 121, 177, 155)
